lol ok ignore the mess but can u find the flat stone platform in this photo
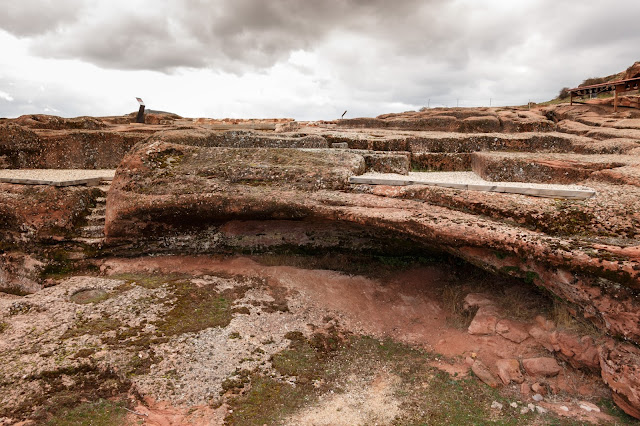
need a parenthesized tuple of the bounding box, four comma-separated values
(0, 169, 116, 187)
(350, 171, 596, 200)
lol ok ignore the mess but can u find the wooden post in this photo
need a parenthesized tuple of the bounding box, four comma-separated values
(614, 86, 619, 113)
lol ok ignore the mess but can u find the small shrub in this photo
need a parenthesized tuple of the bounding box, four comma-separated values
(558, 87, 570, 99)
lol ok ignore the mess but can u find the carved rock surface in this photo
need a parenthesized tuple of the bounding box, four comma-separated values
(99, 108, 640, 417)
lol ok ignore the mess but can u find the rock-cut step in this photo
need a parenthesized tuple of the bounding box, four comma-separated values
(85, 211, 106, 226)
(79, 225, 105, 238)
(72, 187, 109, 249)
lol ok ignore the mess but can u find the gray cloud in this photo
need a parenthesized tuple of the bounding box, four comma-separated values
(0, 0, 86, 36)
(1, 0, 639, 119)
(5, 0, 639, 80)
(18, 0, 435, 73)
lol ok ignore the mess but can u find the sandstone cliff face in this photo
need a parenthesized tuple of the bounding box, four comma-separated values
(105, 141, 640, 335)
(102, 126, 640, 417)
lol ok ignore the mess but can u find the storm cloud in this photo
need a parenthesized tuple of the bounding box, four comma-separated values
(0, 0, 639, 119)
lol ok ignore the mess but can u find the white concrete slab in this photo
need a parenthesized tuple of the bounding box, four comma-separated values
(350, 172, 596, 200)
(0, 169, 116, 187)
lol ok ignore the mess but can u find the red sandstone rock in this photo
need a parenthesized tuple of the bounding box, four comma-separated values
(599, 340, 640, 419)
(471, 151, 632, 184)
(101, 118, 640, 416)
(337, 107, 558, 133)
(460, 116, 501, 133)
(495, 359, 524, 384)
(468, 306, 500, 336)
(275, 121, 301, 133)
(550, 332, 600, 371)
(522, 357, 562, 378)
(471, 360, 500, 388)
(0, 183, 95, 241)
(623, 62, 640, 80)
(534, 315, 555, 331)
(0, 124, 41, 168)
(0, 253, 43, 294)
(495, 319, 529, 343)
(105, 141, 640, 344)
(531, 382, 548, 396)
(13, 114, 107, 130)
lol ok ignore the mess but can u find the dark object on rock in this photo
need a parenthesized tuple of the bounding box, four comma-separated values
(136, 97, 145, 124)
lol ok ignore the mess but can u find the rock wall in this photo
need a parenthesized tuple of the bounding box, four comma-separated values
(337, 108, 556, 132)
(103, 141, 640, 417)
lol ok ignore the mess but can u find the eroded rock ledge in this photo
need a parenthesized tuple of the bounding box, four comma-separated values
(100, 138, 640, 417)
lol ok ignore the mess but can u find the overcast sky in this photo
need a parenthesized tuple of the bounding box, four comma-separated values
(0, 0, 638, 120)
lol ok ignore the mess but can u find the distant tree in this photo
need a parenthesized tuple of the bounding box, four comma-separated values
(580, 77, 606, 87)
(558, 87, 570, 99)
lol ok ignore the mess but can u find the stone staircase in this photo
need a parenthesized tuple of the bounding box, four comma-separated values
(67, 185, 109, 258)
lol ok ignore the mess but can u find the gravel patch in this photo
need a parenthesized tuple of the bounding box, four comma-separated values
(0, 169, 115, 186)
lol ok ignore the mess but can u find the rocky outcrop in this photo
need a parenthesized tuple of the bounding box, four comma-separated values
(13, 114, 107, 130)
(0, 183, 96, 243)
(0, 124, 41, 168)
(4, 101, 640, 418)
(471, 151, 633, 184)
(599, 340, 640, 419)
(623, 62, 640, 80)
(0, 183, 99, 294)
(105, 141, 640, 337)
(102, 137, 640, 417)
(31, 130, 148, 169)
(154, 128, 330, 149)
(0, 253, 44, 294)
(338, 108, 556, 133)
(0, 123, 148, 169)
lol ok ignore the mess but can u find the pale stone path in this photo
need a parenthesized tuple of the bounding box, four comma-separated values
(0, 169, 115, 186)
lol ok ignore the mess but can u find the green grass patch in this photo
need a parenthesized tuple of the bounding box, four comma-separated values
(154, 281, 239, 336)
(227, 334, 589, 425)
(61, 317, 123, 340)
(45, 399, 127, 426)
(597, 397, 638, 425)
(228, 332, 602, 425)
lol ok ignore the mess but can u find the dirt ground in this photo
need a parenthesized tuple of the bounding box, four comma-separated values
(0, 254, 631, 425)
